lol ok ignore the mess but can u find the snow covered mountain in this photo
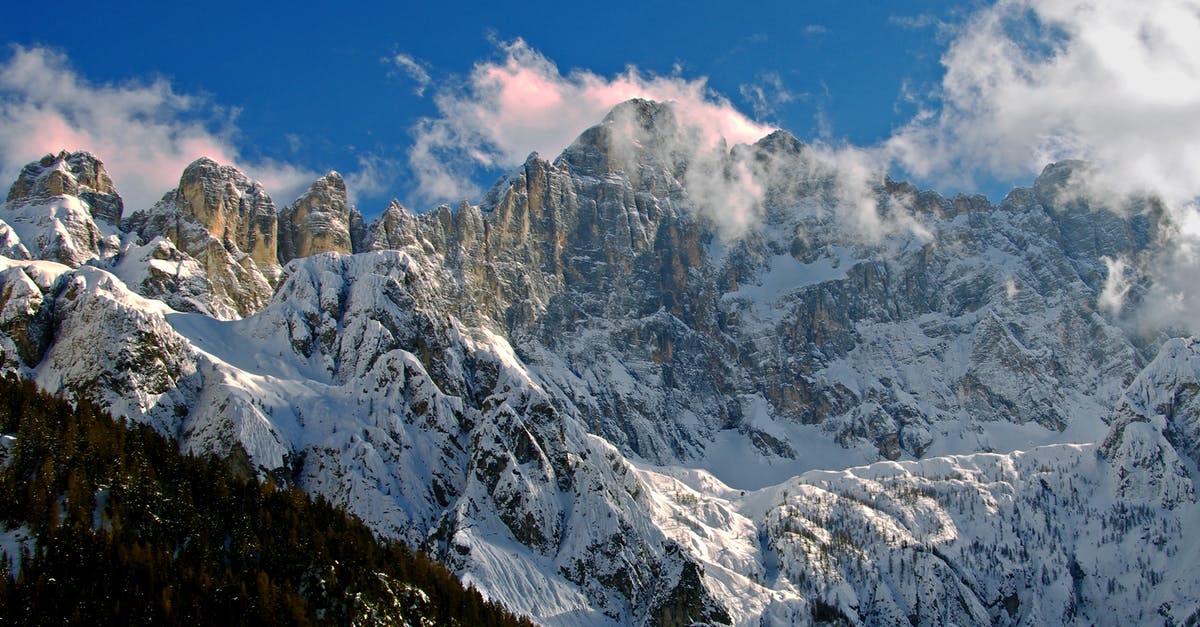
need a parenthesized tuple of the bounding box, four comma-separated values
(1, 99, 1197, 625)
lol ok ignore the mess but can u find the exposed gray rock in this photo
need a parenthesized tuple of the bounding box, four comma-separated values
(0, 220, 31, 261)
(348, 205, 368, 253)
(365, 200, 420, 251)
(363, 103, 1153, 467)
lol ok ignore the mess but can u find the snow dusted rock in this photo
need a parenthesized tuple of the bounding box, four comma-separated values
(2, 151, 123, 267)
(1100, 336, 1200, 505)
(0, 220, 31, 260)
(278, 171, 354, 263)
(108, 237, 215, 316)
(365, 200, 421, 251)
(123, 158, 278, 318)
(0, 258, 199, 436)
(161, 251, 722, 623)
(7, 150, 124, 225)
(0, 259, 56, 369)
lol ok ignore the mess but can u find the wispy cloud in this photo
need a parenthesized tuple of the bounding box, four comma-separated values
(388, 52, 432, 97)
(343, 153, 402, 205)
(739, 71, 797, 121)
(0, 45, 316, 211)
(888, 14, 940, 30)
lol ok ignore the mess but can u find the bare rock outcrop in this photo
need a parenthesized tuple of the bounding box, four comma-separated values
(278, 171, 353, 263)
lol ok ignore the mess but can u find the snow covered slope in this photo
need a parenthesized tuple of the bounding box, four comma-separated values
(0, 100, 1196, 624)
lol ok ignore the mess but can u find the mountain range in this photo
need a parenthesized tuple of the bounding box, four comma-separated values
(0, 98, 1197, 625)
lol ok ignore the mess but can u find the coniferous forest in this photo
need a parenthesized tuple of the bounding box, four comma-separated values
(0, 375, 534, 626)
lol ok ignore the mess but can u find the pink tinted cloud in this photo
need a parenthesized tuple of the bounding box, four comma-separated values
(0, 46, 314, 212)
(410, 39, 774, 202)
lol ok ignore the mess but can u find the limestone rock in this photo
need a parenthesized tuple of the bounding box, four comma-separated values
(7, 150, 123, 225)
(0, 262, 53, 369)
(348, 206, 368, 253)
(365, 200, 420, 251)
(140, 157, 280, 271)
(2, 152, 123, 267)
(123, 158, 278, 318)
(0, 220, 31, 261)
(278, 171, 352, 263)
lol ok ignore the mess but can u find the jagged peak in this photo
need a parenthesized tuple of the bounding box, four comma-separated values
(753, 129, 806, 155)
(8, 150, 118, 197)
(5, 149, 123, 224)
(278, 168, 351, 263)
(287, 170, 347, 208)
(186, 155, 221, 170)
(1032, 159, 1096, 206)
(600, 97, 677, 129)
(313, 170, 345, 189)
(177, 156, 270, 196)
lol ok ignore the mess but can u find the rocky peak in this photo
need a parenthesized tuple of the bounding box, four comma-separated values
(600, 97, 677, 131)
(171, 157, 279, 269)
(366, 200, 419, 251)
(1102, 337, 1200, 469)
(752, 129, 806, 156)
(1022, 160, 1161, 290)
(278, 171, 352, 263)
(6, 150, 123, 224)
(1032, 160, 1092, 210)
(121, 157, 279, 319)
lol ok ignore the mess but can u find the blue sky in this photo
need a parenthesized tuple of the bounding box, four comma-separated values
(1, 0, 1197, 221)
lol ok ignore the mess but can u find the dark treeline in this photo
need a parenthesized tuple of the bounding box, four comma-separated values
(0, 375, 533, 626)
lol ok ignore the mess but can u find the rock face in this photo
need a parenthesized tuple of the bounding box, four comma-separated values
(1100, 336, 1200, 506)
(7, 150, 124, 225)
(123, 158, 280, 319)
(2, 100, 1200, 625)
(278, 171, 354, 263)
(171, 157, 278, 271)
(2, 151, 123, 267)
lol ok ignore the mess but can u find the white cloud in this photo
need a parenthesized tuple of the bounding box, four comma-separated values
(877, 0, 1200, 332)
(408, 38, 774, 204)
(388, 52, 432, 97)
(343, 153, 402, 205)
(886, 0, 1200, 204)
(1098, 255, 1132, 315)
(407, 39, 940, 242)
(888, 13, 951, 33)
(739, 72, 797, 121)
(0, 45, 315, 212)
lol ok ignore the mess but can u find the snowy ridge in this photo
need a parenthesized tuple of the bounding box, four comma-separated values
(640, 431, 1199, 625)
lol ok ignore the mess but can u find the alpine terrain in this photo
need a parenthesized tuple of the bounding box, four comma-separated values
(1, 99, 1197, 625)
